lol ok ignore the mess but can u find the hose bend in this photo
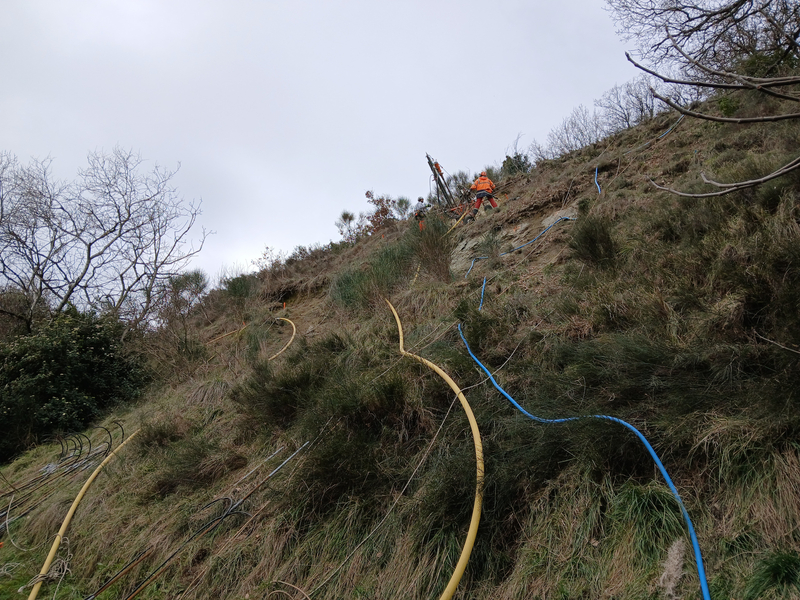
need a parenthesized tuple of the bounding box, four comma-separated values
(268, 318, 296, 360)
(385, 299, 483, 600)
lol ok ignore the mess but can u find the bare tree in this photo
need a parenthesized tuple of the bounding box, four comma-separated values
(595, 75, 657, 132)
(0, 148, 208, 331)
(606, 0, 800, 75)
(546, 104, 606, 157)
(606, 0, 800, 196)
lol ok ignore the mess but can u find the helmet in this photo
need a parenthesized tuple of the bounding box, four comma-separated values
(480, 171, 487, 177)
(418, 197, 424, 202)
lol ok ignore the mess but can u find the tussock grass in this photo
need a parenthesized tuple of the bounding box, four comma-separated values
(410, 215, 456, 282)
(148, 436, 247, 498)
(330, 238, 416, 309)
(744, 550, 800, 600)
(569, 214, 618, 269)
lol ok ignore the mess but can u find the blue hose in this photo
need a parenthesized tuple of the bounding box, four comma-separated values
(465, 256, 488, 278)
(478, 277, 487, 311)
(464, 217, 574, 279)
(595, 167, 602, 194)
(623, 115, 685, 156)
(456, 325, 711, 600)
(500, 217, 574, 256)
(658, 114, 684, 139)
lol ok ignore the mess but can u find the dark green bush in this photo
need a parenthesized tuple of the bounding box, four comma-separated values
(286, 427, 391, 519)
(222, 273, 257, 300)
(231, 333, 354, 429)
(150, 436, 247, 498)
(718, 95, 741, 117)
(0, 311, 146, 462)
(501, 152, 532, 177)
(744, 550, 800, 600)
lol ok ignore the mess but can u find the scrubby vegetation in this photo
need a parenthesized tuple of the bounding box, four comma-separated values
(3, 3, 800, 597)
(0, 311, 145, 462)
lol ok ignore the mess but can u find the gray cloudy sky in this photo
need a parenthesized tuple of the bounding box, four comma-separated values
(1, 1, 636, 278)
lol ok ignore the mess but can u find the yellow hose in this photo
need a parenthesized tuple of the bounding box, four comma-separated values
(268, 318, 296, 361)
(444, 206, 471, 236)
(384, 299, 483, 600)
(411, 263, 421, 286)
(27, 429, 141, 600)
(206, 324, 248, 344)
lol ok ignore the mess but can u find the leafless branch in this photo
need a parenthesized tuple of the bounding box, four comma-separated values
(650, 152, 800, 196)
(652, 89, 800, 123)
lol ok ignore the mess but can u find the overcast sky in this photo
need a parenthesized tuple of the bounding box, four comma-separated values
(1, 1, 637, 280)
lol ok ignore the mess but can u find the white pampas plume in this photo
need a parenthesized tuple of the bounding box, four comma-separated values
(658, 538, 686, 599)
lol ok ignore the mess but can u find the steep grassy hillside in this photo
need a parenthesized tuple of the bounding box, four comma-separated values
(3, 107, 800, 600)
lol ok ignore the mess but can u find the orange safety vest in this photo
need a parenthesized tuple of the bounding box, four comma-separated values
(471, 176, 495, 193)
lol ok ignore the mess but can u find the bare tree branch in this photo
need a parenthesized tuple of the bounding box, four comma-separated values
(652, 88, 800, 122)
(607, 0, 799, 74)
(626, 51, 800, 94)
(650, 152, 800, 196)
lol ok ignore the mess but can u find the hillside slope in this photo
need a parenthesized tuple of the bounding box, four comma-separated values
(3, 108, 800, 600)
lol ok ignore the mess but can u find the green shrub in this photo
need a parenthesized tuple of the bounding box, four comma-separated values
(718, 95, 741, 117)
(231, 333, 353, 429)
(286, 427, 391, 519)
(0, 311, 146, 462)
(222, 273, 257, 300)
(501, 152, 532, 177)
(330, 238, 415, 309)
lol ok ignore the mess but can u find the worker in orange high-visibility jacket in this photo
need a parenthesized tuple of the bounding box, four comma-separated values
(469, 171, 498, 220)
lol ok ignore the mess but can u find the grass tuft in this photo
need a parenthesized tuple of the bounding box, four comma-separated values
(744, 550, 800, 600)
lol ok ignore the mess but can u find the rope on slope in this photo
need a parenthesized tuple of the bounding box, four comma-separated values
(622, 115, 685, 156)
(120, 443, 310, 600)
(175, 420, 339, 600)
(465, 216, 575, 278)
(27, 429, 142, 600)
(385, 299, 483, 600)
(89, 446, 288, 600)
(444, 204, 472, 236)
(478, 277, 487, 311)
(307, 392, 462, 597)
(456, 325, 712, 600)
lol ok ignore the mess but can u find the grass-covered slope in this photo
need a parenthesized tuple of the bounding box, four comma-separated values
(2, 107, 800, 600)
